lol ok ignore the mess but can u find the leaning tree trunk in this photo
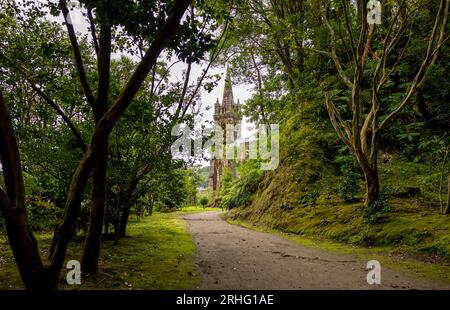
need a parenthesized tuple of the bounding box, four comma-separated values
(1, 210, 57, 289)
(147, 193, 153, 216)
(117, 178, 140, 237)
(444, 173, 450, 215)
(0, 91, 57, 290)
(81, 143, 108, 274)
(118, 203, 132, 238)
(80, 25, 111, 274)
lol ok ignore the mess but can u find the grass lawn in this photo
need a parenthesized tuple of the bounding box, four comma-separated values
(0, 206, 216, 290)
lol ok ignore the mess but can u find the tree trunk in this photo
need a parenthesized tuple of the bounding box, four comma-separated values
(81, 144, 108, 274)
(444, 173, 450, 215)
(118, 204, 131, 238)
(416, 90, 431, 121)
(103, 216, 110, 238)
(81, 25, 111, 275)
(149, 200, 153, 216)
(363, 167, 380, 208)
(2, 212, 55, 289)
(0, 91, 58, 290)
(117, 177, 140, 237)
(112, 222, 119, 245)
(147, 192, 153, 216)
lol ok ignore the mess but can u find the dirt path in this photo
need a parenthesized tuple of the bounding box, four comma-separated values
(184, 211, 450, 290)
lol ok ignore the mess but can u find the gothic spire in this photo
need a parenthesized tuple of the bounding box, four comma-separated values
(214, 98, 220, 114)
(222, 66, 234, 112)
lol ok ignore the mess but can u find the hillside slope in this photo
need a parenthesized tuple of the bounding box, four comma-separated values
(225, 105, 450, 261)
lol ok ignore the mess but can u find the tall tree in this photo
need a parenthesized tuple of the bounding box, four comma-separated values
(0, 0, 198, 290)
(321, 0, 449, 207)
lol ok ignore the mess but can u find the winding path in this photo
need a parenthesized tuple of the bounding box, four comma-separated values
(184, 211, 450, 290)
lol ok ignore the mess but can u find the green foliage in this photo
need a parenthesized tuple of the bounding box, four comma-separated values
(335, 147, 363, 201)
(337, 172, 362, 202)
(220, 163, 263, 210)
(200, 196, 209, 209)
(26, 199, 63, 231)
(298, 189, 320, 209)
(363, 195, 393, 225)
(185, 169, 201, 206)
(196, 166, 210, 189)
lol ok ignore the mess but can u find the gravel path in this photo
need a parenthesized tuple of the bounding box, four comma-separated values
(184, 211, 450, 290)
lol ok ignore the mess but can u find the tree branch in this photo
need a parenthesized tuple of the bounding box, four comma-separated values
(324, 92, 353, 150)
(0, 90, 26, 209)
(29, 83, 87, 152)
(59, 0, 95, 109)
(173, 61, 192, 122)
(380, 0, 449, 130)
(319, 0, 353, 89)
(94, 24, 112, 121)
(341, 0, 357, 64)
(87, 7, 99, 55)
(180, 18, 230, 120)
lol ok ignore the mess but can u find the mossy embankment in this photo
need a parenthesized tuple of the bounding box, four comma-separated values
(225, 159, 450, 282)
(0, 207, 214, 289)
(224, 101, 450, 282)
(227, 191, 450, 258)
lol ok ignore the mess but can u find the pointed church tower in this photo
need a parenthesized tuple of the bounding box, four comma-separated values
(209, 66, 242, 193)
(222, 66, 234, 113)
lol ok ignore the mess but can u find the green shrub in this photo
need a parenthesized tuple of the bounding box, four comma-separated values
(200, 196, 209, 209)
(27, 199, 63, 231)
(335, 147, 362, 201)
(363, 194, 392, 225)
(221, 167, 263, 210)
(298, 189, 320, 210)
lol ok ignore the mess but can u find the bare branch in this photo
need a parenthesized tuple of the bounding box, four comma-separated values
(29, 83, 87, 152)
(94, 24, 112, 121)
(59, 0, 95, 109)
(182, 18, 230, 118)
(341, 0, 357, 64)
(319, 0, 353, 89)
(432, 0, 450, 65)
(324, 93, 353, 149)
(173, 61, 192, 122)
(380, 0, 449, 130)
(87, 7, 99, 55)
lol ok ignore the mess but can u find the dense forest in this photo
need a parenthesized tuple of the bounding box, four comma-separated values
(0, 0, 449, 292)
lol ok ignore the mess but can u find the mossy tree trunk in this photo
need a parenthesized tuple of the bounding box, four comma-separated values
(363, 166, 380, 208)
(444, 173, 450, 215)
(322, 0, 448, 209)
